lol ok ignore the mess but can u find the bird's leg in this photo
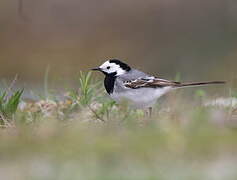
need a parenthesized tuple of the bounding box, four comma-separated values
(143, 107, 152, 117)
(141, 107, 152, 125)
(148, 107, 152, 118)
(142, 107, 153, 125)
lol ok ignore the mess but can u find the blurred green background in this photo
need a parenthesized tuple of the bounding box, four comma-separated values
(0, 0, 236, 84)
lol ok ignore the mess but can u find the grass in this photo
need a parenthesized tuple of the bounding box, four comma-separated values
(0, 89, 23, 126)
(0, 72, 236, 180)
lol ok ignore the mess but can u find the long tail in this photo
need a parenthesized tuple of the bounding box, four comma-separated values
(175, 81, 226, 88)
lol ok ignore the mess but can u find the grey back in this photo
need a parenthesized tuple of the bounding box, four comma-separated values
(114, 68, 153, 93)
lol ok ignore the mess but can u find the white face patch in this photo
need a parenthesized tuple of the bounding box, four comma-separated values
(99, 61, 126, 76)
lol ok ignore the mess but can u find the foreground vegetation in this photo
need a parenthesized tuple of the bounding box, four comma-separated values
(0, 72, 236, 180)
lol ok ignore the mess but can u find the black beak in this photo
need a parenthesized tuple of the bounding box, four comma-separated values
(91, 67, 101, 71)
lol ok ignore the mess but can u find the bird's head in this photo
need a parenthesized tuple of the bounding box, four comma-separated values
(91, 59, 131, 76)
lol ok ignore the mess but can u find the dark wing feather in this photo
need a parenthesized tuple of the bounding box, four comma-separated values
(124, 77, 225, 89)
(124, 77, 181, 89)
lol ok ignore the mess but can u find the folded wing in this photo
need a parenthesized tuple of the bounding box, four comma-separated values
(124, 77, 225, 89)
(124, 77, 181, 89)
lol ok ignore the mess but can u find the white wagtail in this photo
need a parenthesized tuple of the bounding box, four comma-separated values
(92, 59, 225, 111)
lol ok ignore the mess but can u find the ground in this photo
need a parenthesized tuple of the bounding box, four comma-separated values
(0, 72, 236, 180)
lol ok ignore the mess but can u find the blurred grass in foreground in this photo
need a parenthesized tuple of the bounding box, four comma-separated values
(0, 72, 236, 180)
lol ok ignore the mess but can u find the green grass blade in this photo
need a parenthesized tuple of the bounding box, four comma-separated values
(5, 89, 24, 117)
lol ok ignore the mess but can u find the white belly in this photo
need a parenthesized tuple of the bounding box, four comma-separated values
(110, 87, 172, 109)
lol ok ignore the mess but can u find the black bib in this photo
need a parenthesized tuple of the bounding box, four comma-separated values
(104, 72, 117, 94)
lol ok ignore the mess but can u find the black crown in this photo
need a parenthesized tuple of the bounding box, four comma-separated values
(109, 59, 131, 71)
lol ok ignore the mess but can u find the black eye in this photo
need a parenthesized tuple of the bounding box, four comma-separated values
(107, 66, 110, 69)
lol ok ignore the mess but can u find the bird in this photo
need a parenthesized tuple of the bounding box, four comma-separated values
(91, 59, 225, 114)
